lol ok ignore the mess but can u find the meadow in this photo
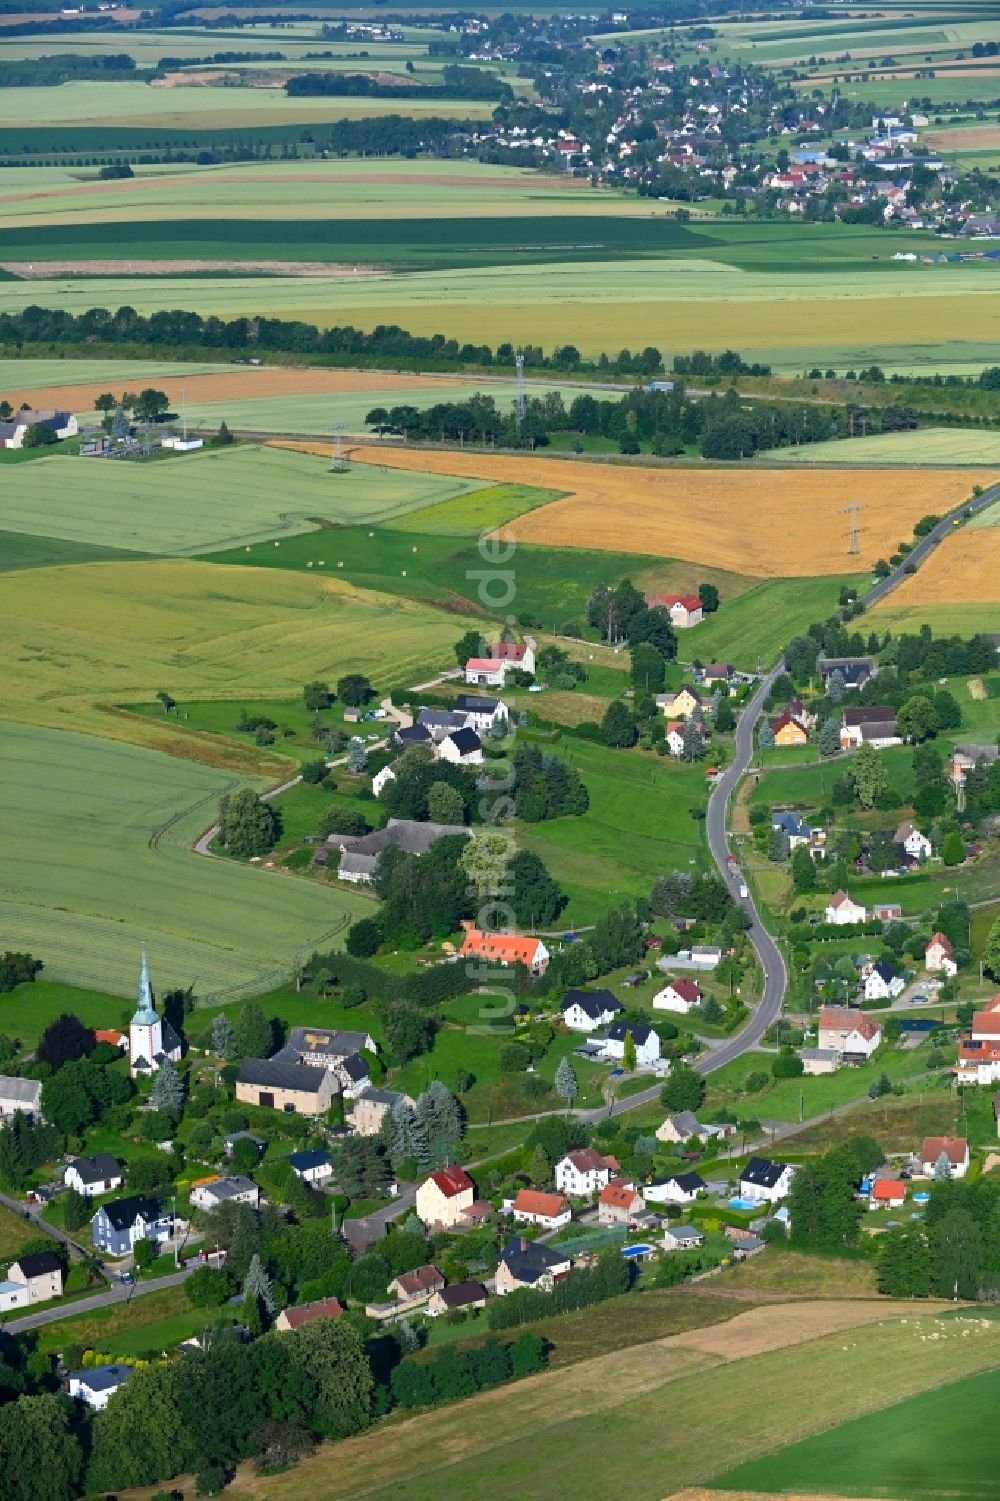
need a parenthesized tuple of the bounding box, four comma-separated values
(0, 978, 122, 1047)
(0, 555, 472, 743)
(770, 427, 1000, 466)
(714, 1363, 1000, 1498)
(0, 443, 476, 554)
(334, 446, 984, 578)
(0, 722, 372, 1000)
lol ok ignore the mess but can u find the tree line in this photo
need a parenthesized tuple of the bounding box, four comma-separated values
(287, 62, 512, 101)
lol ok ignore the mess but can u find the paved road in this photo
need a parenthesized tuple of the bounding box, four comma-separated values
(3, 1265, 194, 1334)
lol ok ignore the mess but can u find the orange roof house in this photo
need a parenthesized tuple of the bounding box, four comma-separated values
(870, 1179, 906, 1207)
(459, 926, 550, 974)
(509, 1189, 572, 1227)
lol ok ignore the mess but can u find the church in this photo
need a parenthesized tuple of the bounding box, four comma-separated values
(129, 951, 182, 1079)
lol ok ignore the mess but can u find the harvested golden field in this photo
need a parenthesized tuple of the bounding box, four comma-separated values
(874, 528, 1000, 609)
(327, 446, 990, 577)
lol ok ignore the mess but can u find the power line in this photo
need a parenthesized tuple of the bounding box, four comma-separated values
(515, 352, 526, 431)
(330, 420, 348, 474)
(841, 502, 864, 555)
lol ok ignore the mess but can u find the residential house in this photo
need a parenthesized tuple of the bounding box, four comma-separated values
(416, 708, 468, 743)
(562, 989, 623, 1031)
(275, 1297, 344, 1333)
(644, 1171, 705, 1206)
(926, 932, 957, 977)
(771, 812, 823, 851)
(235, 1058, 337, 1117)
(555, 1147, 617, 1198)
(824, 891, 868, 926)
(223, 1131, 265, 1161)
(284, 1149, 333, 1186)
(428, 1280, 488, 1316)
(819, 656, 876, 690)
(66, 1364, 132, 1410)
(656, 1111, 708, 1144)
(951, 744, 1000, 788)
(598, 1180, 647, 1225)
(7, 1251, 63, 1303)
(0, 408, 77, 450)
(460, 926, 550, 976)
(840, 706, 900, 749)
(664, 719, 687, 757)
(920, 1135, 969, 1179)
(587, 1021, 660, 1067)
(495, 1236, 572, 1295)
(372, 763, 397, 798)
(770, 712, 809, 747)
(437, 727, 483, 766)
(785, 698, 817, 729)
(0, 1075, 42, 1122)
(0, 1279, 29, 1312)
(387, 1265, 445, 1304)
(416, 1164, 475, 1229)
(189, 1176, 260, 1212)
(508, 1188, 572, 1230)
(739, 1157, 795, 1204)
(870, 1178, 906, 1209)
(817, 1006, 882, 1058)
(701, 662, 733, 689)
(646, 591, 703, 628)
(895, 822, 932, 861)
(331, 818, 472, 883)
(653, 977, 703, 1014)
(395, 723, 434, 751)
(91, 1195, 171, 1257)
(690, 946, 722, 969)
(452, 692, 509, 734)
(864, 961, 905, 1002)
(464, 639, 535, 685)
(350, 1087, 414, 1137)
(64, 1153, 122, 1198)
(800, 1046, 842, 1076)
(956, 1035, 1000, 1085)
(656, 685, 702, 720)
(661, 1224, 705, 1251)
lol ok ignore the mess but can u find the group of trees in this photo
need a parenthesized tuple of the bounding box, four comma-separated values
(390, 1332, 544, 1410)
(878, 1177, 1000, 1301)
(387, 1081, 465, 1175)
(488, 1247, 630, 1329)
(512, 744, 588, 821)
(0, 952, 42, 994)
(288, 62, 512, 101)
(218, 787, 281, 859)
(585, 579, 677, 655)
(787, 1138, 884, 1249)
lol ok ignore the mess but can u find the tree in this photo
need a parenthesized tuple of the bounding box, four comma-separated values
(529, 1145, 550, 1185)
(790, 843, 816, 892)
(698, 582, 720, 615)
(459, 831, 513, 899)
(929, 1207, 983, 1299)
(150, 1057, 184, 1119)
(942, 831, 965, 867)
(622, 1030, 637, 1072)
(426, 781, 466, 826)
(336, 674, 374, 707)
(134, 387, 169, 420)
(660, 1061, 704, 1112)
(243, 1253, 276, 1315)
(303, 680, 331, 711)
(826, 669, 846, 704)
(62, 1186, 90, 1232)
(630, 642, 666, 695)
(984, 915, 1000, 982)
(715, 697, 735, 733)
(218, 787, 279, 859)
(234, 1001, 272, 1060)
(286, 1318, 374, 1439)
(21, 423, 58, 449)
(414, 1081, 464, 1168)
(508, 849, 565, 927)
(215, 419, 233, 446)
(849, 742, 888, 809)
(555, 1055, 578, 1107)
(186, 1266, 235, 1307)
(0, 1394, 82, 1501)
(453, 629, 483, 665)
(819, 717, 841, 756)
(211, 1013, 234, 1059)
(758, 718, 775, 751)
(600, 699, 637, 748)
(877, 1225, 931, 1298)
(346, 738, 368, 773)
(897, 694, 939, 743)
(772, 1046, 804, 1078)
(681, 718, 705, 762)
(345, 916, 383, 958)
(768, 827, 790, 863)
(36, 1012, 94, 1070)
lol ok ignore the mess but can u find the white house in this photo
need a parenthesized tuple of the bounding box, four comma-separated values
(285, 1149, 333, 1186)
(452, 693, 509, 734)
(437, 728, 483, 766)
(920, 1135, 969, 1179)
(824, 891, 867, 926)
(664, 720, 686, 757)
(662, 1223, 705, 1251)
(0, 1279, 29, 1312)
(0, 408, 77, 450)
(562, 989, 623, 1030)
(555, 1147, 616, 1198)
(372, 763, 396, 798)
(65, 1153, 122, 1198)
(587, 1022, 660, 1067)
(863, 961, 905, 1002)
(739, 1156, 795, 1204)
(464, 640, 535, 685)
(926, 932, 957, 977)
(415, 1164, 475, 1229)
(0, 1075, 43, 1122)
(507, 1188, 572, 1230)
(646, 592, 703, 629)
(895, 821, 932, 861)
(644, 1170, 705, 1205)
(690, 946, 722, 970)
(189, 1176, 260, 1212)
(66, 1365, 132, 1411)
(653, 977, 703, 1014)
(817, 1006, 882, 1058)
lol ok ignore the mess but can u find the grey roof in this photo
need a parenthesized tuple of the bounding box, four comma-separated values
(287, 1027, 370, 1059)
(668, 1111, 703, 1137)
(445, 727, 481, 754)
(741, 1156, 787, 1189)
(820, 656, 875, 676)
(338, 853, 378, 878)
(665, 1224, 703, 1243)
(500, 1236, 566, 1283)
(268, 1044, 303, 1064)
(359, 1087, 406, 1108)
(454, 692, 504, 713)
(236, 1058, 329, 1095)
(69, 1152, 120, 1185)
(224, 1131, 265, 1148)
(800, 1047, 841, 1063)
(97, 1194, 164, 1232)
(200, 1175, 257, 1202)
(563, 988, 622, 1019)
(396, 724, 433, 746)
(0, 1075, 42, 1107)
(417, 708, 467, 733)
(336, 818, 471, 860)
(342, 1052, 370, 1083)
(10, 1251, 61, 1278)
(68, 1363, 132, 1393)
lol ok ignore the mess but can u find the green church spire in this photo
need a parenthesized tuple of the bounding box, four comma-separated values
(131, 947, 158, 1027)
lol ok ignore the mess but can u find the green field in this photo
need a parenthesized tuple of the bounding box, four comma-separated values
(689, 576, 866, 668)
(715, 1363, 1000, 1497)
(0, 722, 372, 999)
(871, 602, 1000, 634)
(0, 356, 232, 389)
(0, 444, 476, 555)
(771, 427, 1000, 466)
(0, 978, 122, 1047)
(707, 1039, 937, 1122)
(0, 1201, 44, 1260)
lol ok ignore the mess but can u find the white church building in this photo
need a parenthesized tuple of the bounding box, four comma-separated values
(129, 951, 182, 1078)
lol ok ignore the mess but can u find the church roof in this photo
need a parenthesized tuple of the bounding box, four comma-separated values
(130, 949, 159, 1028)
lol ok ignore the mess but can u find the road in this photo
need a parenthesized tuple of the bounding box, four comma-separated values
(4, 1265, 195, 1334)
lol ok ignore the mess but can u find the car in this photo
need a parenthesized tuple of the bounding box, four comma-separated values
(120, 1271, 134, 1286)
(610, 1067, 625, 1078)
(909, 993, 928, 1004)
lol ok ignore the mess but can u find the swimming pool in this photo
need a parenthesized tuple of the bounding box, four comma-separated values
(729, 1197, 758, 1211)
(622, 1243, 654, 1259)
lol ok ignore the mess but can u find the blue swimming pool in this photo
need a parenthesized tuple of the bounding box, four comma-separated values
(729, 1197, 757, 1211)
(622, 1243, 654, 1259)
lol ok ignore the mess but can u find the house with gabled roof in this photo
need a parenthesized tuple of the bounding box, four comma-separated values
(0, 1075, 42, 1123)
(926, 932, 957, 977)
(656, 685, 702, 720)
(818, 1006, 882, 1058)
(646, 592, 703, 628)
(739, 1156, 795, 1204)
(416, 1164, 475, 1228)
(65, 1153, 122, 1198)
(920, 1135, 969, 1178)
(496, 1236, 572, 1295)
(653, 977, 703, 1014)
(507, 1188, 572, 1230)
(275, 1296, 344, 1333)
(460, 926, 549, 975)
(824, 891, 867, 926)
(562, 988, 622, 1030)
(555, 1147, 617, 1198)
(91, 1194, 171, 1257)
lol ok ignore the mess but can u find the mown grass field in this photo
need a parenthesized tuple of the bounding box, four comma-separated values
(0, 978, 123, 1047)
(0, 444, 476, 555)
(714, 1363, 1000, 1498)
(0, 723, 372, 1000)
(706, 1038, 938, 1123)
(0, 1201, 43, 1260)
(0, 556, 471, 744)
(770, 427, 1000, 466)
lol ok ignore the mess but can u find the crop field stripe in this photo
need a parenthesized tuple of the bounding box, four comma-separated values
(872, 528, 1000, 610)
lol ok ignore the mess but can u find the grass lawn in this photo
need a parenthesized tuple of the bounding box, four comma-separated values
(719, 1247, 878, 1298)
(34, 1285, 215, 1355)
(0, 978, 124, 1049)
(705, 1040, 940, 1123)
(714, 1364, 1000, 1497)
(777, 1077, 962, 1155)
(691, 575, 865, 670)
(750, 744, 916, 810)
(126, 694, 369, 768)
(971, 899, 1000, 958)
(0, 1202, 44, 1261)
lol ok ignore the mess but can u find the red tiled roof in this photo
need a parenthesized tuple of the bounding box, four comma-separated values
(280, 1297, 343, 1328)
(871, 1179, 906, 1201)
(818, 1006, 881, 1041)
(647, 592, 701, 612)
(666, 977, 703, 1003)
(922, 1135, 967, 1166)
(93, 1029, 125, 1046)
(427, 1164, 474, 1199)
(565, 1148, 612, 1173)
(512, 1189, 570, 1219)
(393, 1265, 444, 1298)
(927, 932, 954, 956)
(460, 928, 543, 965)
(972, 1012, 1000, 1037)
(599, 1181, 638, 1208)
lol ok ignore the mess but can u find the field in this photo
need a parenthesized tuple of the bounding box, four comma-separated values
(770, 427, 1000, 466)
(205, 1301, 1000, 1501)
(0, 978, 122, 1046)
(0, 443, 476, 555)
(715, 1363, 1000, 1498)
(0, 555, 472, 742)
(871, 529, 1000, 618)
(0, 722, 373, 1000)
(326, 447, 987, 578)
(0, 1201, 43, 1260)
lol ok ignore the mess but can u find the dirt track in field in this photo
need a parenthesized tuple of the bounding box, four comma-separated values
(0, 366, 467, 411)
(873, 527, 1000, 606)
(3, 259, 380, 278)
(306, 444, 991, 577)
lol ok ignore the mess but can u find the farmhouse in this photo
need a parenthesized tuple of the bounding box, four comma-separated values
(91, 1195, 171, 1257)
(460, 926, 550, 975)
(864, 960, 904, 1002)
(350, 1087, 414, 1137)
(817, 1006, 882, 1059)
(416, 1164, 475, 1229)
(656, 685, 702, 720)
(495, 1236, 571, 1295)
(785, 698, 817, 729)
(0, 409, 77, 449)
(824, 891, 867, 926)
(646, 591, 703, 628)
(555, 1147, 617, 1197)
(0, 1075, 42, 1122)
(840, 707, 900, 749)
(562, 989, 623, 1030)
(926, 932, 957, 977)
(279, 1026, 377, 1091)
(739, 1157, 795, 1204)
(507, 1188, 572, 1230)
(653, 977, 703, 1014)
(275, 1297, 344, 1333)
(235, 1059, 337, 1117)
(189, 1176, 259, 1212)
(452, 692, 509, 733)
(387, 1265, 445, 1305)
(331, 818, 472, 884)
(464, 639, 535, 684)
(428, 1280, 488, 1316)
(920, 1135, 969, 1178)
(7, 1251, 63, 1304)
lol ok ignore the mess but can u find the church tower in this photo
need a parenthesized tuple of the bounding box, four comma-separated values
(129, 948, 163, 1079)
